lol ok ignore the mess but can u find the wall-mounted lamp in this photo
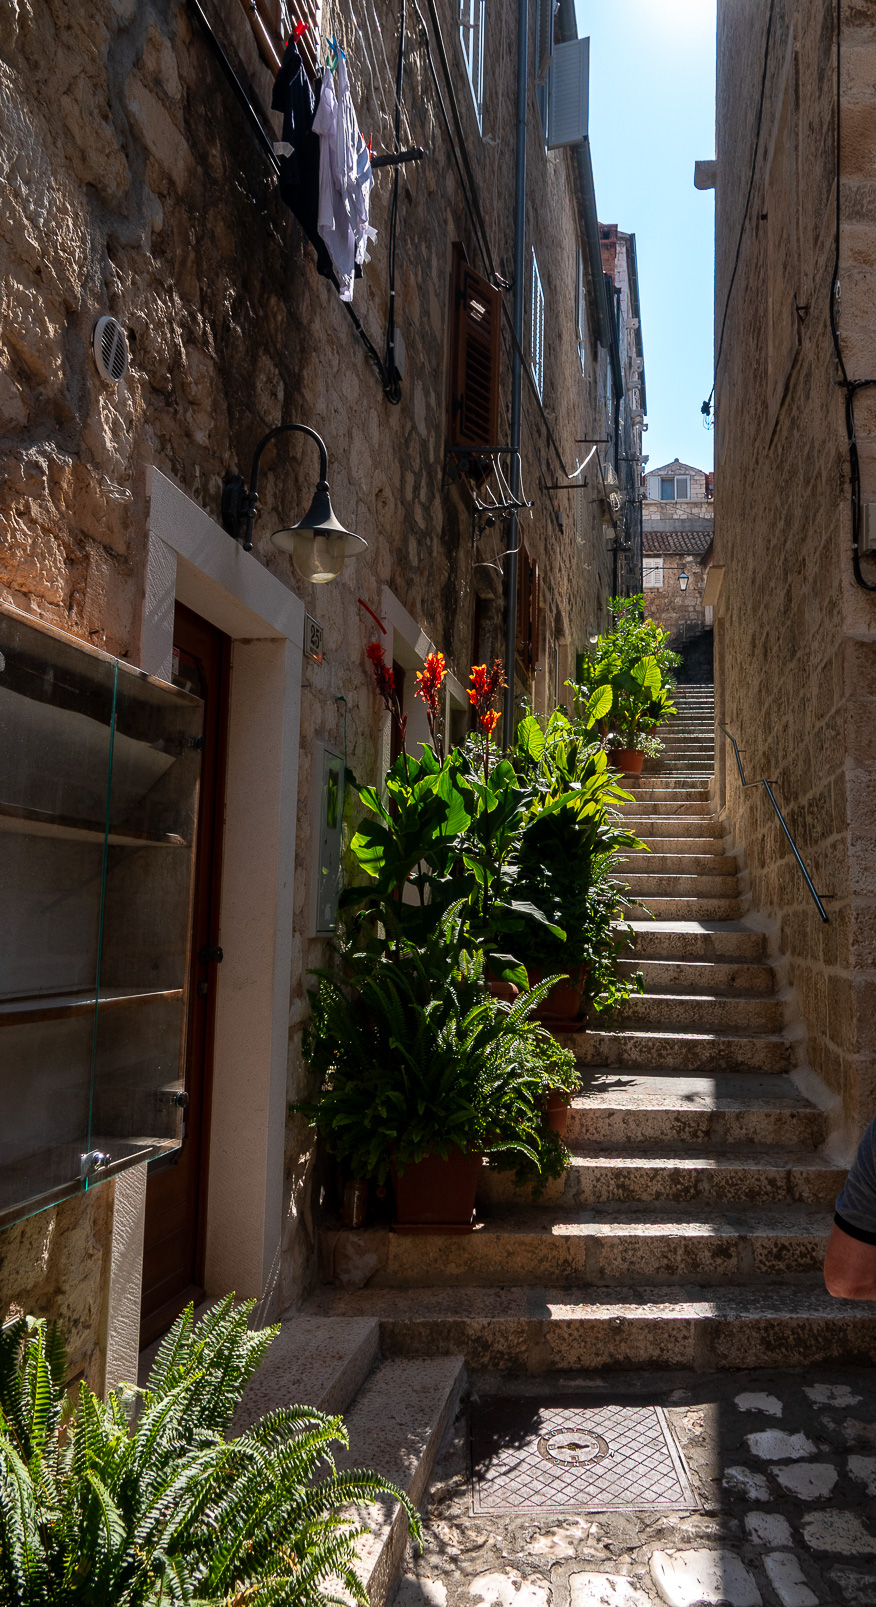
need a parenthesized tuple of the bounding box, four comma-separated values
(221, 423, 367, 583)
(678, 569, 690, 592)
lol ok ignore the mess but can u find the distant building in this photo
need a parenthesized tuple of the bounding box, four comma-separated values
(641, 459, 714, 679)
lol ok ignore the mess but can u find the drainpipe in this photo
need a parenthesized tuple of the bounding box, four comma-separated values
(501, 0, 528, 741)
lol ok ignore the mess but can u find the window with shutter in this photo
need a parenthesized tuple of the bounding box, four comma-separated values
(547, 36, 589, 149)
(530, 249, 545, 400)
(515, 540, 540, 675)
(448, 246, 501, 450)
(459, 0, 485, 127)
(643, 557, 664, 588)
(236, 0, 322, 79)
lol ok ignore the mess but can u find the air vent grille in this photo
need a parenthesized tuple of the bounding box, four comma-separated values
(92, 316, 129, 384)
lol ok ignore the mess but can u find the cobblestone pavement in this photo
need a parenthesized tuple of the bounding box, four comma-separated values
(392, 1369, 876, 1607)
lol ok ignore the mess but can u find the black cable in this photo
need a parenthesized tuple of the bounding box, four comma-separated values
(383, 0, 405, 405)
(830, 0, 876, 590)
(702, 0, 776, 420)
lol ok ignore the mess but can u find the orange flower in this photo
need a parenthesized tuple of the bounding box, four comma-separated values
(479, 708, 499, 735)
(415, 651, 447, 718)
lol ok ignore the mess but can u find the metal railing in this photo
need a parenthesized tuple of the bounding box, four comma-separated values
(717, 724, 829, 924)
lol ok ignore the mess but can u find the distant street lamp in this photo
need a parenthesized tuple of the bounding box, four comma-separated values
(678, 569, 690, 592)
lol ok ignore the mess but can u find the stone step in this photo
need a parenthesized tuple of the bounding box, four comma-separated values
(623, 784, 711, 801)
(627, 921, 767, 962)
(618, 956, 776, 993)
(638, 833, 728, 852)
(614, 990, 784, 1033)
(572, 1023, 793, 1074)
(338, 1355, 465, 1607)
(622, 872, 739, 899)
(232, 1313, 379, 1433)
(624, 817, 725, 838)
(323, 1205, 832, 1291)
(569, 1071, 827, 1147)
(480, 1145, 841, 1208)
(626, 894, 745, 919)
(620, 852, 737, 875)
(304, 1285, 876, 1371)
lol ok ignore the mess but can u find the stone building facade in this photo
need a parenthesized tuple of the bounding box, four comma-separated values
(642, 456, 714, 676)
(0, 0, 644, 1382)
(712, 0, 876, 1152)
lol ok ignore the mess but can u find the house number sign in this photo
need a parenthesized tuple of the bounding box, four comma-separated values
(305, 615, 324, 664)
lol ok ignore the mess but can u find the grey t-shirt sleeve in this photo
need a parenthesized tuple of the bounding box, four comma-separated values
(835, 1114, 876, 1244)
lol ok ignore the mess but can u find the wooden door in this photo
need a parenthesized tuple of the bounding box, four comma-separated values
(140, 604, 229, 1346)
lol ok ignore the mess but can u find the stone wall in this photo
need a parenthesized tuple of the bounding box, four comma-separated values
(1, 0, 628, 1348)
(0, 1187, 115, 1393)
(714, 0, 876, 1146)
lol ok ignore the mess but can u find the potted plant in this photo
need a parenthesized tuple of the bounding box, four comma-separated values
(509, 710, 645, 1024)
(298, 914, 566, 1232)
(576, 595, 681, 772)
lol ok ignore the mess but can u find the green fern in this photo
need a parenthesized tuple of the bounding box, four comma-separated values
(0, 1299, 420, 1606)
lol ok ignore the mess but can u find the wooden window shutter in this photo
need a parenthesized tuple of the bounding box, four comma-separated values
(448, 246, 501, 450)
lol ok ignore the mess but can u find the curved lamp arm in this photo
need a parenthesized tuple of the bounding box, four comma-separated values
(222, 423, 330, 552)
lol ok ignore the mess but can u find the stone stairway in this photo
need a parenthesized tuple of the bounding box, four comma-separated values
(308, 683, 876, 1377)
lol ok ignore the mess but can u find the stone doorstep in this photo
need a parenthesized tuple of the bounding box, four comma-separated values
(614, 992, 784, 1033)
(322, 1208, 831, 1291)
(617, 958, 776, 993)
(232, 1314, 380, 1433)
(303, 1285, 876, 1371)
(570, 1027, 793, 1075)
(478, 1147, 842, 1209)
(337, 1356, 466, 1607)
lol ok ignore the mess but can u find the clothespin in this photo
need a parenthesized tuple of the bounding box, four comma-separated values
(367, 133, 373, 157)
(331, 33, 346, 59)
(293, 19, 308, 39)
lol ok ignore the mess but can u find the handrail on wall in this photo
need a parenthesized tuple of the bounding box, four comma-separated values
(717, 723, 829, 924)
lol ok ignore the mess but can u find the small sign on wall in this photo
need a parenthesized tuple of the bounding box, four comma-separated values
(313, 743, 345, 935)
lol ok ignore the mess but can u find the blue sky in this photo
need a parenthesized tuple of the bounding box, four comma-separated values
(577, 0, 717, 472)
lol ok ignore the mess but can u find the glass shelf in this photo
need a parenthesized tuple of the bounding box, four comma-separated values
(0, 604, 203, 1228)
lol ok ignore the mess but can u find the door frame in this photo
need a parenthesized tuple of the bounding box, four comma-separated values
(118, 468, 305, 1359)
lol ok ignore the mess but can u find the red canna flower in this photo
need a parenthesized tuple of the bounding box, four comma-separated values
(468, 659, 506, 728)
(479, 707, 499, 736)
(415, 650, 447, 759)
(366, 639, 407, 756)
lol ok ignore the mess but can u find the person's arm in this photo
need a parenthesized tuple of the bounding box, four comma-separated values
(824, 1218, 876, 1300)
(825, 1114, 876, 1300)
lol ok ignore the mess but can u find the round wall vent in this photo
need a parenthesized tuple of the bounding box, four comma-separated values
(92, 316, 129, 384)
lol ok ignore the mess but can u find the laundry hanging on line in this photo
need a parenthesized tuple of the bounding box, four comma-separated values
(271, 37, 376, 303)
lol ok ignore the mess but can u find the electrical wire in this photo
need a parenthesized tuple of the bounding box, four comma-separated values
(702, 0, 776, 421)
(830, 0, 876, 591)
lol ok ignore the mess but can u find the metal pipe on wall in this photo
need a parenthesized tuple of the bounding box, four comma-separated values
(502, 0, 529, 740)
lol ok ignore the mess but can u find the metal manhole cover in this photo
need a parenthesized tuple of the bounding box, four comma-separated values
(469, 1397, 698, 1514)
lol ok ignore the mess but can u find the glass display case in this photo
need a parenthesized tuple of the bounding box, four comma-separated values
(0, 605, 202, 1228)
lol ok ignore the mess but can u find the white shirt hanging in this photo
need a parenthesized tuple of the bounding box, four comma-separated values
(312, 58, 376, 301)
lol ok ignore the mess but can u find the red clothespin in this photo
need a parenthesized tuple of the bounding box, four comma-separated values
(293, 18, 308, 38)
(367, 133, 373, 157)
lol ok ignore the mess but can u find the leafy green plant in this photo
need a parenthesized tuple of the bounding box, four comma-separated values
(574, 595, 681, 751)
(0, 1299, 419, 1607)
(298, 912, 567, 1183)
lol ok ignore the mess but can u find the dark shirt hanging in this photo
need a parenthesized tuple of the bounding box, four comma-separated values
(271, 39, 335, 282)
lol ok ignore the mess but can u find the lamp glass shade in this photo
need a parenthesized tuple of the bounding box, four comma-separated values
(678, 570, 689, 591)
(270, 479, 367, 583)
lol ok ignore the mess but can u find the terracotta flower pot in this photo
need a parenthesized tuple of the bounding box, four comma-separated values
(391, 1149, 483, 1235)
(611, 747, 645, 775)
(544, 1087, 570, 1137)
(486, 974, 520, 1004)
(526, 964, 588, 1029)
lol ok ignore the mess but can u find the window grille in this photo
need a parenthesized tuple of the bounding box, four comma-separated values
(530, 249, 545, 400)
(459, 0, 485, 127)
